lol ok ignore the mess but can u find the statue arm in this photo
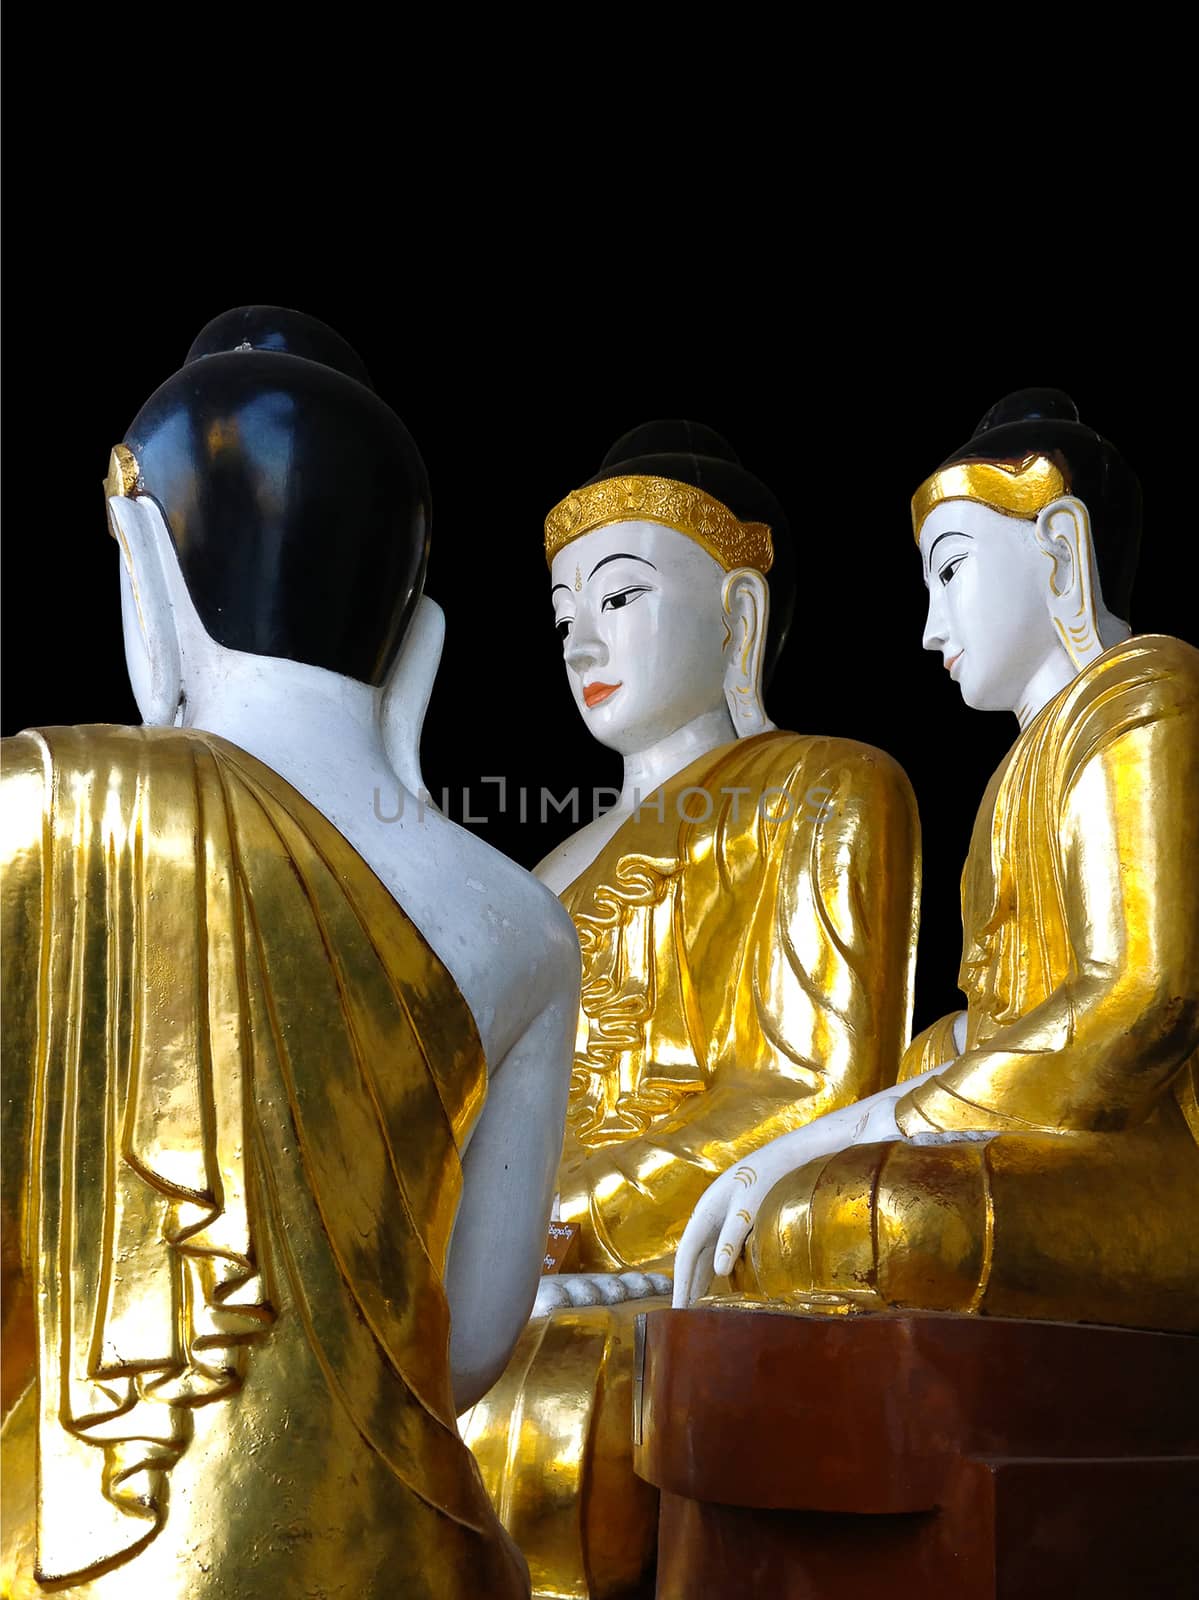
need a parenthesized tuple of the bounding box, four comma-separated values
(559, 748, 921, 1273)
(897, 689, 1199, 1138)
(444, 940, 579, 1411)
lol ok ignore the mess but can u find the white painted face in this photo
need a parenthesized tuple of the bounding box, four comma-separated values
(550, 520, 728, 754)
(919, 499, 1058, 713)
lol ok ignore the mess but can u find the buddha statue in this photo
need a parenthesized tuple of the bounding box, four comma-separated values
(0, 308, 581, 1598)
(462, 422, 922, 1597)
(675, 389, 1199, 1334)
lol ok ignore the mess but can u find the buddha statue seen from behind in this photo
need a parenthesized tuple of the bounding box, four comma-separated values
(463, 422, 922, 1598)
(0, 308, 581, 1599)
(676, 389, 1199, 1333)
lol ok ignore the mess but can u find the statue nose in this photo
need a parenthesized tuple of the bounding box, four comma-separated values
(923, 588, 949, 652)
(565, 621, 608, 674)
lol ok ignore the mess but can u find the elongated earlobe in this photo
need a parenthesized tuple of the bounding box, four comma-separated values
(721, 569, 775, 738)
(1033, 496, 1108, 672)
(378, 595, 445, 800)
(109, 496, 184, 725)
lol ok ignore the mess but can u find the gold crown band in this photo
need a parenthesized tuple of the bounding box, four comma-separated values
(545, 474, 774, 574)
(911, 453, 1068, 543)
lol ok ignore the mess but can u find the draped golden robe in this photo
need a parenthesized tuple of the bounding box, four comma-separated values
(464, 730, 921, 1597)
(0, 725, 528, 1599)
(742, 636, 1199, 1329)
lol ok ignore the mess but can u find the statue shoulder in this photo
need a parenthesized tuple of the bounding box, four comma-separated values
(1089, 632, 1199, 689)
(3, 722, 249, 783)
(1, 730, 53, 879)
(1, 725, 193, 854)
(735, 729, 917, 806)
(1054, 634, 1199, 779)
(411, 809, 582, 1015)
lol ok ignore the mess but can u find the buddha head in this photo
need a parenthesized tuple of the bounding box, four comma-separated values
(104, 306, 435, 735)
(912, 389, 1140, 717)
(545, 422, 795, 755)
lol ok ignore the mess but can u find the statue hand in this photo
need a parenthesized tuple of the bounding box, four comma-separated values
(534, 1270, 671, 1316)
(671, 1158, 772, 1309)
(672, 1086, 912, 1308)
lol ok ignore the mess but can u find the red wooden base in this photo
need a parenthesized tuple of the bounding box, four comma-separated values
(632, 1308, 1199, 1599)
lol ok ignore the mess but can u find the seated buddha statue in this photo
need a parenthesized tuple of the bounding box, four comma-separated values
(675, 389, 1199, 1334)
(0, 308, 580, 1598)
(462, 422, 922, 1598)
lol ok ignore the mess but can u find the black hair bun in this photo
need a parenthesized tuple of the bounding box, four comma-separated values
(973, 388, 1080, 436)
(599, 419, 741, 470)
(184, 305, 373, 390)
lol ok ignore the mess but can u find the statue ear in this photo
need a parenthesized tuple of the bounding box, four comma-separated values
(378, 595, 445, 799)
(721, 568, 775, 739)
(1033, 495, 1107, 672)
(108, 495, 184, 726)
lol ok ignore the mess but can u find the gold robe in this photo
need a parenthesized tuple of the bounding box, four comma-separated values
(742, 636, 1199, 1329)
(1, 725, 528, 1599)
(464, 730, 921, 1597)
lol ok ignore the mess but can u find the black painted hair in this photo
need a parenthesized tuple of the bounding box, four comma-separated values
(935, 388, 1141, 622)
(587, 420, 796, 685)
(124, 306, 430, 686)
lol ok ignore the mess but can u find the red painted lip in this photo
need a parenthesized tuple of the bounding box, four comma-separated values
(945, 651, 963, 672)
(584, 681, 621, 708)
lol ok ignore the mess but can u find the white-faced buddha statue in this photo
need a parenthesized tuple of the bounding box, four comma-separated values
(463, 421, 923, 1599)
(0, 308, 580, 1599)
(674, 389, 1199, 1340)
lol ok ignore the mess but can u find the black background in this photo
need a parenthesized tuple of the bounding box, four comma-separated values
(3, 169, 1192, 1037)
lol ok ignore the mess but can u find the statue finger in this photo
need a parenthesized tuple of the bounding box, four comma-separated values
(671, 1225, 704, 1307)
(687, 1243, 717, 1306)
(566, 1276, 605, 1306)
(618, 1271, 654, 1300)
(712, 1202, 755, 1279)
(533, 1278, 573, 1315)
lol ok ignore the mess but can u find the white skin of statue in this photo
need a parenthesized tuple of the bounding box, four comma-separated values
(672, 493, 1132, 1308)
(108, 494, 581, 1410)
(531, 518, 774, 1312)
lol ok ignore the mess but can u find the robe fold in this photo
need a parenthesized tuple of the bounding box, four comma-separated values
(1, 724, 527, 1599)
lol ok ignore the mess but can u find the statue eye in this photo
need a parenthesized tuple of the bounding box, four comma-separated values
(601, 586, 649, 612)
(555, 617, 573, 642)
(939, 555, 967, 587)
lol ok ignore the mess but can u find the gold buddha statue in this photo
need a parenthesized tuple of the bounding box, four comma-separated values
(462, 423, 922, 1597)
(675, 389, 1199, 1332)
(0, 310, 583, 1597)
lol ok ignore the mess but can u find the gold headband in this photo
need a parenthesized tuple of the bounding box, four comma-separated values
(545, 474, 774, 574)
(911, 453, 1068, 543)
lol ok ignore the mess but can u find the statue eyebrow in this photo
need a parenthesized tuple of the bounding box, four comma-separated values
(588, 553, 658, 580)
(926, 529, 972, 574)
(551, 583, 573, 599)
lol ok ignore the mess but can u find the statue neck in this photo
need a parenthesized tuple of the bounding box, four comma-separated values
(620, 706, 737, 808)
(1014, 613, 1131, 730)
(180, 651, 393, 815)
(1014, 643, 1078, 730)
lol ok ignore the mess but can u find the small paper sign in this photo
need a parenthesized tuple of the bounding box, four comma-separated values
(543, 1220, 580, 1274)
